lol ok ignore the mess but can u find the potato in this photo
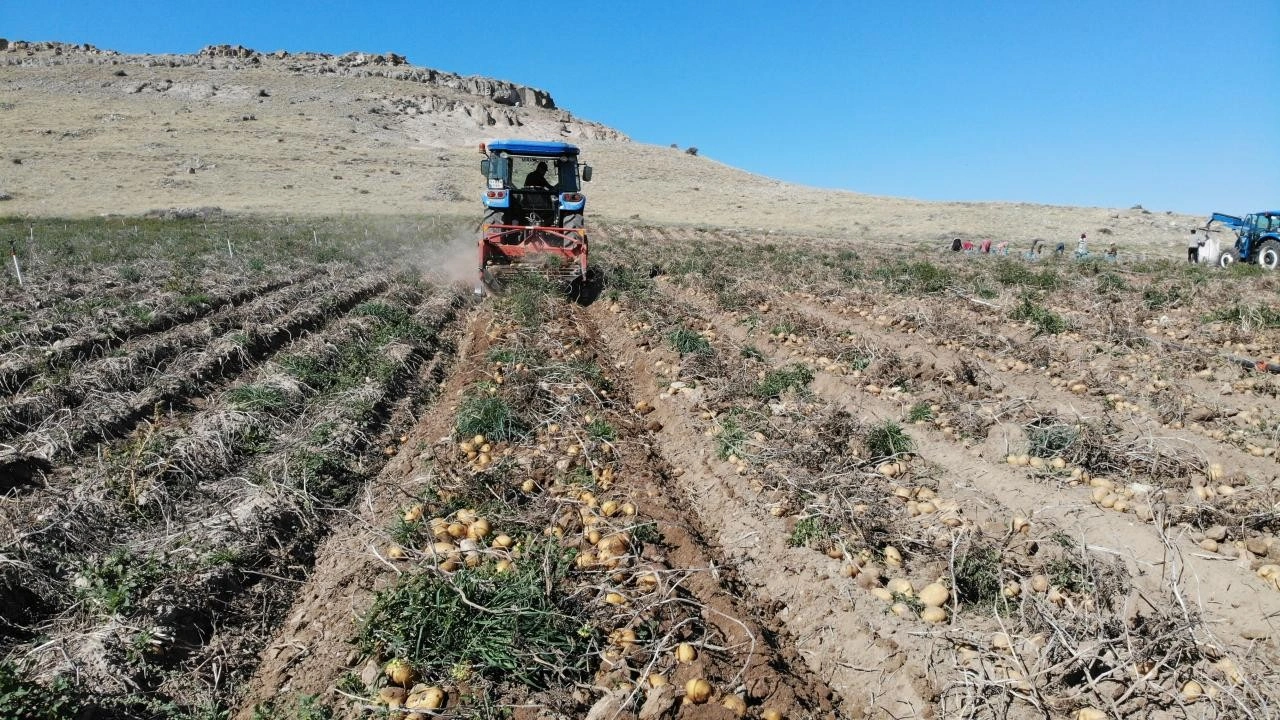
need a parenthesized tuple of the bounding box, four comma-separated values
(406, 686, 445, 710)
(684, 678, 712, 704)
(675, 642, 697, 663)
(918, 582, 949, 608)
(889, 602, 915, 619)
(886, 578, 914, 596)
(384, 658, 415, 686)
(467, 518, 491, 540)
(920, 606, 947, 624)
(721, 694, 747, 717)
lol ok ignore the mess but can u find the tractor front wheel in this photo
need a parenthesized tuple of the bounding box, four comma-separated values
(1258, 240, 1280, 270)
(1217, 248, 1239, 269)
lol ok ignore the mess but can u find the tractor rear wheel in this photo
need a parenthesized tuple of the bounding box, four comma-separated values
(1258, 240, 1280, 270)
(1218, 248, 1239, 269)
(482, 209, 504, 229)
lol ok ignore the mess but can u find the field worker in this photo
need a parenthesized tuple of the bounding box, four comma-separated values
(1055, 241, 1066, 256)
(1106, 243, 1118, 262)
(1076, 233, 1089, 257)
(951, 237, 963, 252)
(524, 161, 552, 190)
(996, 241, 1009, 255)
(981, 238, 992, 253)
(962, 239, 975, 252)
(1187, 228, 1201, 263)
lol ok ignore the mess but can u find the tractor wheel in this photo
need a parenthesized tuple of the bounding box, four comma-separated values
(482, 209, 504, 229)
(1218, 248, 1239, 269)
(561, 213, 584, 230)
(1258, 240, 1280, 270)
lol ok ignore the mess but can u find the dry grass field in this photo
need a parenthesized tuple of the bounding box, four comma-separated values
(3, 42, 1279, 720)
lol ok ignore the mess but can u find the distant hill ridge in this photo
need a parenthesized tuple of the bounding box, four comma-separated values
(0, 39, 628, 139)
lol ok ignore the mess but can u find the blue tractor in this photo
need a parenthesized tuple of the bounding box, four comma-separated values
(477, 139, 594, 293)
(1208, 210, 1280, 270)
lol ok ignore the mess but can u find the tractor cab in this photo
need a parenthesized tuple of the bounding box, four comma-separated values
(481, 140, 592, 228)
(477, 140, 595, 294)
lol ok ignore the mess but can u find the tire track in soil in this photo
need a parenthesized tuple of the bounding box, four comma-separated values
(234, 302, 841, 720)
(660, 282, 1280, 664)
(586, 300, 938, 719)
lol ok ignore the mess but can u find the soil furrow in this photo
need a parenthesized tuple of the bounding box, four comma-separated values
(0, 274, 331, 442)
(0, 274, 388, 484)
(0, 270, 316, 396)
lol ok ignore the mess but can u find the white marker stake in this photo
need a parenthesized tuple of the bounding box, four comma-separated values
(10, 242, 23, 287)
(225, 236, 235, 258)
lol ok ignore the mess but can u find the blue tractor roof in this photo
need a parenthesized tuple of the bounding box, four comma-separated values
(486, 139, 580, 157)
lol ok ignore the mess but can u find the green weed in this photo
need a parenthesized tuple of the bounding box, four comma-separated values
(864, 420, 913, 461)
(876, 260, 953, 293)
(715, 411, 750, 460)
(788, 516, 834, 548)
(1142, 285, 1185, 310)
(753, 364, 814, 399)
(1010, 296, 1070, 336)
(226, 383, 292, 412)
(357, 543, 596, 688)
(1046, 555, 1093, 594)
(1209, 303, 1280, 331)
(1027, 422, 1078, 459)
(587, 419, 616, 441)
(905, 402, 935, 423)
(667, 327, 712, 355)
(76, 549, 165, 615)
(953, 544, 1010, 614)
(0, 662, 83, 720)
(455, 393, 526, 441)
(993, 259, 1059, 289)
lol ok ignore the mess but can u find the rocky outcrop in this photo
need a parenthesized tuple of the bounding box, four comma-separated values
(2, 39, 627, 142)
(3, 41, 556, 109)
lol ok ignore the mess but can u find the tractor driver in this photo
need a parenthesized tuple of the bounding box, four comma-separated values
(523, 161, 553, 190)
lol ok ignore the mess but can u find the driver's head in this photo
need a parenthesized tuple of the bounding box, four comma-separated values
(536, 161, 547, 172)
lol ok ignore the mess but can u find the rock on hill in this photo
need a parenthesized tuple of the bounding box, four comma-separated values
(0, 40, 1199, 250)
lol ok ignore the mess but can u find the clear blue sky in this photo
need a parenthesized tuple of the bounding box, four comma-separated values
(6, 1, 1278, 214)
